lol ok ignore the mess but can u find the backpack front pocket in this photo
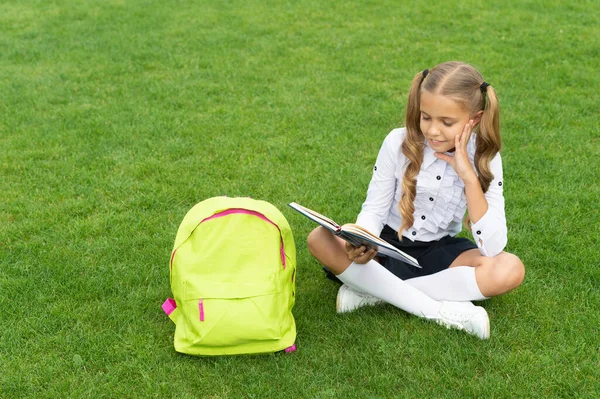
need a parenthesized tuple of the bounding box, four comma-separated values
(177, 280, 283, 348)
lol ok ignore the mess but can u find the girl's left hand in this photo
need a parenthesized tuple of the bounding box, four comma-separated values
(344, 242, 377, 264)
(434, 120, 478, 183)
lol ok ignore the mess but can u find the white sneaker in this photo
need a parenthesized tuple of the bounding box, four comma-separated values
(434, 301, 490, 339)
(336, 284, 384, 313)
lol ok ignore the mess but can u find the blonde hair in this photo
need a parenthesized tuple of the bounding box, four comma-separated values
(399, 61, 501, 236)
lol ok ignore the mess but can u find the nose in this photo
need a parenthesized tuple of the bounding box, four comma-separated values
(426, 123, 441, 137)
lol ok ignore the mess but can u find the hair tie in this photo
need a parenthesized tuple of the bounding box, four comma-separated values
(422, 69, 429, 78)
(480, 82, 490, 92)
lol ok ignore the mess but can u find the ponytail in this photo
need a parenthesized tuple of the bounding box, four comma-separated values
(474, 85, 501, 193)
(398, 72, 426, 238)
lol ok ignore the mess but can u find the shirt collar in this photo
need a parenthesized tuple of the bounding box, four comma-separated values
(422, 135, 476, 169)
(422, 142, 438, 169)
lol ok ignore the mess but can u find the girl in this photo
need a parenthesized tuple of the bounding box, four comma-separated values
(307, 61, 525, 339)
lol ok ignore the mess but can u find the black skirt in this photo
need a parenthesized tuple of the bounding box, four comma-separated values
(378, 224, 477, 280)
(324, 224, 477, 283)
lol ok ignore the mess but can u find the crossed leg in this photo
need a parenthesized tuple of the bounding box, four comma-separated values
(307, 226, 526, 300)
(307, 226, 498, 338)
(449, 249, 525, 297)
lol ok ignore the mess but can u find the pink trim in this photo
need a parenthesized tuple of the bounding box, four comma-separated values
(199, 299, 204, 321)
(162, 298, 177, 316)
(201, 208, 287, 268)
(169, 249, 177, 271)
(284, 344, 297, 353)
(201, 208, 266, 223)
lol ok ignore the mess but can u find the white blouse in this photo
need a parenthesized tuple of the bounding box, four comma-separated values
(356, 128, 507, 257)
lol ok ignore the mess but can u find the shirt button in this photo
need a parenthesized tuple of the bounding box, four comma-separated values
(429, 197, 434, 201)
(498, 181, 502, 186)
(421, 215, 426, 220)
(476, 230, 481, 235)
(436, 175, 441, 180)
(411, 231, 417, 236)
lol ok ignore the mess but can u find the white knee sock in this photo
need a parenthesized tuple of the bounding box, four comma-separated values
(336, 260, 442, 319)
(405, 266, 489, 302)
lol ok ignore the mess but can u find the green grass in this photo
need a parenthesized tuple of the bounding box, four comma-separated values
(1, 0, 599, 397)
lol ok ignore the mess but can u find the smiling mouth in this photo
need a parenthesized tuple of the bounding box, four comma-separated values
(429, 138, 445, 144)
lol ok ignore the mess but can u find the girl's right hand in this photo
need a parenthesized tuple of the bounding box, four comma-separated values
(344, 241, 377, 264)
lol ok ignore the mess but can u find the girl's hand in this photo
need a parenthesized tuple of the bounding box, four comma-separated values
(344, 241, 377, 264)
(434, 120, 478, 183)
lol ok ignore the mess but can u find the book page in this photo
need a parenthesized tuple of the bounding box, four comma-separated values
(289, 204, 419, 267)
(340, 223, 420, 267)
(342, 224, 386, 243)
(288, 202, 341, 231)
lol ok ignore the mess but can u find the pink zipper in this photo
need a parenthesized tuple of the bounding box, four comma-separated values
(170, 208, 286, 270)
(199, 299, 204, 321)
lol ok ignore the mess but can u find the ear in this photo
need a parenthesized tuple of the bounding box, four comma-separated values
(472, 110, 484, 126)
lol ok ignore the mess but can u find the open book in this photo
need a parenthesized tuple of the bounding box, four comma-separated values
(288, 202, 420, 268)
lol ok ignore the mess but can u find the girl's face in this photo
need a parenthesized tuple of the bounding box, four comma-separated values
(419, 91, 480, 153)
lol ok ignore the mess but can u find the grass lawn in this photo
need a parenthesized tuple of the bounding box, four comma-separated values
(1, 0, 598, 397)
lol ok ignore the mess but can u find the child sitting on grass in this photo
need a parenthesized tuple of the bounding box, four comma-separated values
(307, 61, 525, 339)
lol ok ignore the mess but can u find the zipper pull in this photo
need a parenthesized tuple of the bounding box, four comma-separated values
(199, 299, 204, 321)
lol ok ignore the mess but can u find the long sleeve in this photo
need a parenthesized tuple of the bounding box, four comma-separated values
(355, 129, 404, 236)
(470, 152, 507, 257)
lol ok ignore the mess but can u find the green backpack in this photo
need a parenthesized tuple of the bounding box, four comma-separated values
(162, 196, 297, 356)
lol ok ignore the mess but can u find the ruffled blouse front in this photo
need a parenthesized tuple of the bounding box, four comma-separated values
(356, 128, 507, 257)
(412, 154, 468, 234)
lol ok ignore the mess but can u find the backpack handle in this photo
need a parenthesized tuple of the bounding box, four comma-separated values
(171, 208, 288, 270)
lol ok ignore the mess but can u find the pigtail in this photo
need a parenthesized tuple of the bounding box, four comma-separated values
(398, 72, 426, 238)
(474, 85, 501, 193)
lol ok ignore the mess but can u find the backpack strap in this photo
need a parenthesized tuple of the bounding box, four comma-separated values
(285, 344, 297, 353)
(162, 298, 180, 324)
